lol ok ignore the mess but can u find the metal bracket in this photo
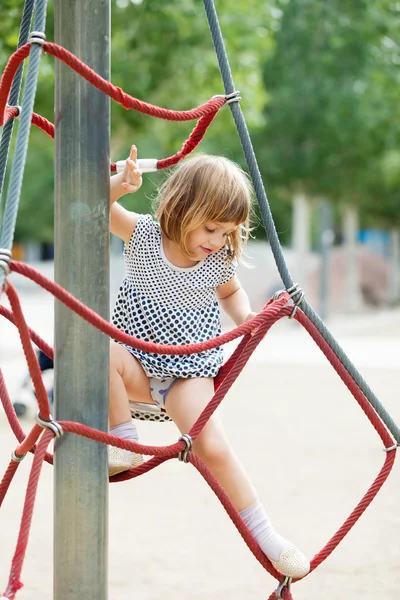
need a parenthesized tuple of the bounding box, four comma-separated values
(35, 410, 63, 438)
(212, 90, 241, 105)
(0, 248, 12, 277)
(275, 575, 292, 599)
(6, 104, 21, 118)
(286, 283, 305, 319)
(11, 449, 26, 463)
(29, 31, 46, 46)
(272, 288, 286, 301)
(383, 443, 399, 452)
(178, 433, 192, 463)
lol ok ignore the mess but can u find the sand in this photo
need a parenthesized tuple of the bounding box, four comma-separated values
(1, 266, 400, 600)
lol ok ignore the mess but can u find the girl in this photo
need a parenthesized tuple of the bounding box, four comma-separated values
(108, 146, 310, 579)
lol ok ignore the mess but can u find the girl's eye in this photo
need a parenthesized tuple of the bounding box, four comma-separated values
(205, 227, 215, 233)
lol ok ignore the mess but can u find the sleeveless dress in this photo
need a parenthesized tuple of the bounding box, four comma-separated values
(112, 214, 236, 379)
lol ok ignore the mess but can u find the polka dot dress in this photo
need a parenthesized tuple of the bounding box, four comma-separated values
(112, 214, 237, 379)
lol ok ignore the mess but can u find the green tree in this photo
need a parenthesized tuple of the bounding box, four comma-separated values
(255, 0, 400, 226)
(0, 0, 274, 243)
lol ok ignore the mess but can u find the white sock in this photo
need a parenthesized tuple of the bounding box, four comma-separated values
(240, 500, 290, 561)
(110, 421, 138, 445)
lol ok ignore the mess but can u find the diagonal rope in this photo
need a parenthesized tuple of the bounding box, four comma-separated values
(202, 0, 400, 444)
(0, 0, 48, 292)
(0, 0, 36, 212)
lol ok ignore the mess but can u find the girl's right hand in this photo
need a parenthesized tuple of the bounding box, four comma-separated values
(121, 145, 142, 194)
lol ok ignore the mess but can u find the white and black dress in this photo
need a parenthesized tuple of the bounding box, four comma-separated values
(112, 214, 236, 379)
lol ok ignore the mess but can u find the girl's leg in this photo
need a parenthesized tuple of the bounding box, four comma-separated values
(108, 341, 153, 475)
(166, 376, 256, 510)
(165, 377, 310, 578)
(109, 341, 153, 427)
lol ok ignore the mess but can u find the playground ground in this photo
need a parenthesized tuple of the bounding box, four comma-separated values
(0, 257, 400, 599)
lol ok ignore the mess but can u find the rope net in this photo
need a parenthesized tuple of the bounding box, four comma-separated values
(0, 3, 398, 600)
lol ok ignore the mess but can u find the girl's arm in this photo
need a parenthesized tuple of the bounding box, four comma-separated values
(216, 275, 256, 326)
(110, 145, 142, 243)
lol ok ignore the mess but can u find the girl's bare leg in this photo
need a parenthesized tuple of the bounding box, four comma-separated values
(109, 341, 153, 427)
(165, 377, 310, 578)
(108, 341, 153, 475)
(166, 376, 256, 511)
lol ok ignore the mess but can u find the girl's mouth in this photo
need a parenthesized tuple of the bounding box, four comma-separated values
(200, 246, 212, 254)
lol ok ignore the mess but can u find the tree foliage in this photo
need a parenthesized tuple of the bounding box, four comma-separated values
(1, 0, 399, 241)
(257, 0, 400, 226)
(0, 0, 274, 242)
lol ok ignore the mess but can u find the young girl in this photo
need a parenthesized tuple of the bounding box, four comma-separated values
(108, 146, 310, 579)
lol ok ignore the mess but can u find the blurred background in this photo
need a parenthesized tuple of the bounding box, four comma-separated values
(1, 0, 399, 319)
(1, 4, 400, 600)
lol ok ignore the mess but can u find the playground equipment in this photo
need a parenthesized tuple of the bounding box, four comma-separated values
(0, 1, 399, 599)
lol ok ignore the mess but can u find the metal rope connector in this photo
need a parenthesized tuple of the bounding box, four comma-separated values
(211, 90, 241, 105)
(29, 31, 46, 46)
(275, 575, 292, 599)
(0, 248, 12, 277)
(6, 104, 21, 118)
(35, 410, 63, 438)
(383, 443, 399, 452)
(178, 433, 192, 463)
(287, 283, 305, 319)
(11, 449, 26, 463)
(272, 288, 287, 301)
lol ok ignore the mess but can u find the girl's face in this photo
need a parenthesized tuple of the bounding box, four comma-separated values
(186, 221, 238, 260)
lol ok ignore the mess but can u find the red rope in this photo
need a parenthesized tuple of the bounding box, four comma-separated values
(2, 430, 53, 600)
(10, 261, 286, 355)
(0, 34, 396, 600)
(0, 43, 225, 127)
(0, 42, 226, 176)
(1, 263, 397, 600)
(0, 370, 53, 467)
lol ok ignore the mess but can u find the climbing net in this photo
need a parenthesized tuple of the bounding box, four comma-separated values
(0, 1, 399, 599)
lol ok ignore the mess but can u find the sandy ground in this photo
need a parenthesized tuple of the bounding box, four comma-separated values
(1, 261, 400, 599)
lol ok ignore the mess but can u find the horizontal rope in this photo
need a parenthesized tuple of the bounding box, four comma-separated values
(0, 267, 397, 598)
(0, 43, 226, 128)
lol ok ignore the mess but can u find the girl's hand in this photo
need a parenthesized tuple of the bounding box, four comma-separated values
(121, 145, 142, 194)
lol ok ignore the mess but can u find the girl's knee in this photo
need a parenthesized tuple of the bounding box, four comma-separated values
(193, 432, 232, 469)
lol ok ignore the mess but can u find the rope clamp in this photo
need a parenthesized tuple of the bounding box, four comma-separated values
(272, 288, 286, 301)
(383, 443, 399, 452)
(212, 91, 241, 105)
(0, 248, 12, 276)
(35, 410, 63, 438)
(275, 575, 292, 599)
(287, 283, 305, 319)
(178, 433, 192, 463)
(29, 31, 46, 46)
(6, 104, 21, 118)
(11, 449, 26, 463)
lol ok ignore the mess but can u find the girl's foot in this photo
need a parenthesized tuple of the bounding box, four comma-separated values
(270, 545, 310, 579)
(108, 420, 143, 476)
(240, 500, 310, 578)
(108, 446, 143, 476)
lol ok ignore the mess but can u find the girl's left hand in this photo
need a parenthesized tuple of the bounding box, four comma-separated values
(121, 145, 142, 194)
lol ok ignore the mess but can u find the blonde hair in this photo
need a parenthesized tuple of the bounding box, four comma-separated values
(153, 154, 253, 261)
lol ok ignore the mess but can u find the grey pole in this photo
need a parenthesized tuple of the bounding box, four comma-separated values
(54, 2, 110, 599)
